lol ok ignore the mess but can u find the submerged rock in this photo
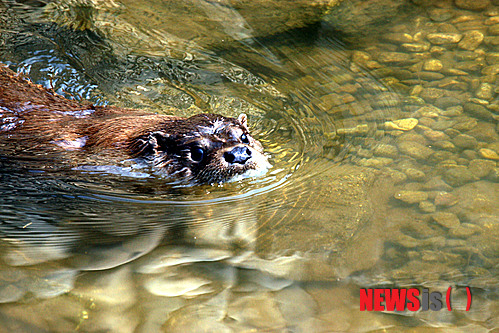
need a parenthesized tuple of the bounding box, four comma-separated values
(398, 141, 434, 160)
(468, 159, 496, 178)
(384, 118, 418, 131)
(434, 191, 459, 207)
(443, 166, 479, 186)
(426, 32, 463, 44)
(44, 0, 340, 49)
(454, 0, 491, 11)
(403, 167, 426, 181)
(373, 143, 399, 158)
(419, 200, 436, 213)
(458, 30, 485, 50)
(423, 59, 444, 72)
(449, 224, 481, 238)
(377, 52, 413, 64)
(432, 211, 460, 229)
(394, 190, 428, 204)
(452, 134, 478, 150)
(322, 0, 411, 37)
(464, 102, 495, 121)
(479, 148, 499, 160)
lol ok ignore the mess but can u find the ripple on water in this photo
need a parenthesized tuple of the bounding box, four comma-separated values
(0, 8, 389, 279)
(0, 1, 460, 332)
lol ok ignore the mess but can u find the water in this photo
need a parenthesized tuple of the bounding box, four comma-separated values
(0, 0, 498, 331)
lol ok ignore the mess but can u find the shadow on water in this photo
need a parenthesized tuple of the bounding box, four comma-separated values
(0, 0, 498, 331)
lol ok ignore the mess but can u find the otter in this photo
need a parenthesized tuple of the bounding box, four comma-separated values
(0, 65, 270, 184)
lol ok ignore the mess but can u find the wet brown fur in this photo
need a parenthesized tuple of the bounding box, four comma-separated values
(0, 64, 178, 149)
(0, 65, 268, 183)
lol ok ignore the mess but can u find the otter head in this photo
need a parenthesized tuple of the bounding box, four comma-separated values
(133, 113, 271, 184)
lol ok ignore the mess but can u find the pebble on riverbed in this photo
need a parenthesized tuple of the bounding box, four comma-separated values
(373, 143, 399, 158)
(475, 82, 494, 99)
(468, 159, 496, 177)
(398, 141, 434, 160)
(449, 223, 482, 238)
(423, 129, 450, 141)
(377, 52, 413, 64)
(452, 134, 479, 149)
(403, 167, 426, 181)
(464, 102, 495, 121)
(443, 165, 480, 186)
(419, 200, 436, 213)
(434, 191, 459, 207)
(423, 59, 444, 72)
(432, 211, 461, 229)
(455, 0, 491, 11)
(394, 190, 428, 204)
(458, 30, 485, 50)
(384, 118, 419, 131)
(426, 32, 463, 44)
(479, 148, 499, 160)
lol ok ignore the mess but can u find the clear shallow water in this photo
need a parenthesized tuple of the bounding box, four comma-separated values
(0, 0, 498, 332)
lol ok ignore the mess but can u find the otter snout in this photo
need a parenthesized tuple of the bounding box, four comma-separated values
(224, 146, 252, 164)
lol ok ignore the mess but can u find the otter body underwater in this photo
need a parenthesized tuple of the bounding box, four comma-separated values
(0, 65, 270, 184)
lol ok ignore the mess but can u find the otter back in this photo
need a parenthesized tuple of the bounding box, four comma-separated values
(0, 65, 177, 150)
(0, 65, 270, 184)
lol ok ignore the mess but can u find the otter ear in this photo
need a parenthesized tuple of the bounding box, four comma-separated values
(237, 114, 248, 129)
(131, 131, 174, 156)
(149, 131, 173, 152)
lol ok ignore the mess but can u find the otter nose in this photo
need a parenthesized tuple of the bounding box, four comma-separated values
(224, 146, 252, 164)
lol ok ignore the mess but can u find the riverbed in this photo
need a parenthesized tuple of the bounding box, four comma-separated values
(0, 0, 497, 331)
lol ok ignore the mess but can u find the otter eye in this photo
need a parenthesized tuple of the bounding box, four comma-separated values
(190, 147, 205, 162)
(241, 133, 250, 144)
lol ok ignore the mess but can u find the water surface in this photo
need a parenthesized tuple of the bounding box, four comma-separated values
(0, 0, 497, 331)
